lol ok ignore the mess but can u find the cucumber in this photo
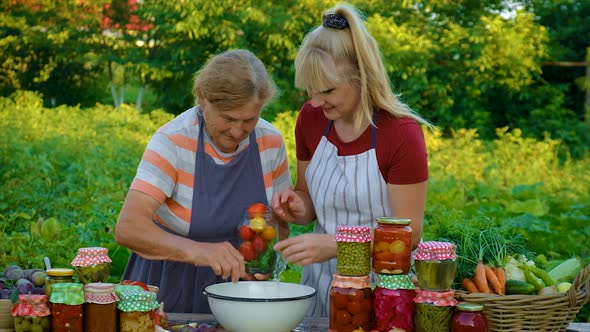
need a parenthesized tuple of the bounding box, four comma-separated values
(506, 279, 536, 295)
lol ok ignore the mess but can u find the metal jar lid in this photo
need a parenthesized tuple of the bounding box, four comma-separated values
(456, 302, 484, 312)
(376, 217, 412, 225)
(46, 268, 75, 277)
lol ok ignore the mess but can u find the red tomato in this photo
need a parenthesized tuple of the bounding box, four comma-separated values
(332, 293, 349, 309)
(252, 236, 266, 254)
(346, 300, 363, 314)
(239, 225, 255, 241)
(351, 311, 370, 327)
(239, 242, 256, 261)
(247, 203, 268, 217)
(335, 310, 352, 325)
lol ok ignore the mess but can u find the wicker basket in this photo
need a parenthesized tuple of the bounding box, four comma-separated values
(456, 264, 590, 332)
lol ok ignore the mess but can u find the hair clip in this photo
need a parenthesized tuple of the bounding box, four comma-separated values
(322, 13, 349, 30)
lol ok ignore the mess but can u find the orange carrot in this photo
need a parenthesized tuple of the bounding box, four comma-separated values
(462, 278, 479, 293)
(475, 261, 491, 293)
(484, 264, 502, 295)
(493, 267, 506, 295)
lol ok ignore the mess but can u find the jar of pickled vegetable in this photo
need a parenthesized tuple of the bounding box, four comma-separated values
(336, 225, 372, 276)
(329, 274, 372, 332)
(49, 283, 85, 332)
(45, 268, 75, 298)
(11, 294, 51, 332)
(71, 247, 112, 284)
(372, 217, 412, 274)
(451, 302, 488, 332)
(373, 273, 416, 332)
(414, 289, 457, 332)
(414, 241, 457, 291)
(116, 288, 159, 332)
(84, 283, 118, 332)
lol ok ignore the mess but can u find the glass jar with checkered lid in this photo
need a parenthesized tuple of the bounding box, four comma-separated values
(414, 241, 458, 291)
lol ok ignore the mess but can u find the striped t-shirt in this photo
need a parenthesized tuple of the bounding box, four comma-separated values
(130, 106, 292, 236)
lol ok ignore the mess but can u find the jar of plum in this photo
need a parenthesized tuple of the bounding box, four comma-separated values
(414, 241, 457, 291)
(49, 283, 85, 332)
(372, 217, 412, 274)
(84, 283, 118, 332)
(336, 226, 372, 276)
(414, 289, 457, 332)
(373, 273, 416, 332)
(451, 302, 488, 332)
(11, 294, 51, 332)
(116, 288, 159, 332)
(45, 268, 75, 298)
(71, 247, 112, 284)
(329, 274, 372, 332)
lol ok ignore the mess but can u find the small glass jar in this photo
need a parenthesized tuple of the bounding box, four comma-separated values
(71, 247, 112, 284)
(373, 273, 416, 332)
(329, 274, 372, 332)
(44, 268, 75, 298)
(372, 217, 413, 274)
(11, 294, 51, 332)
(414, 241, 458, 291)
(84, 283, 118, 332)
(116, 287, 159, 332)
(239, 205, 276, 275)
(336, 225, 372, 276)
(414, 289, 457, 332)
(451, 302, 488, 332)
(49, 283, 85, 332)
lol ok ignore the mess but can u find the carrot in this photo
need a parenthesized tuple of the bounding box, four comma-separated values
(475, 261, 491, 293)
(462, 278, 479, 293)
(484, 264, 502, 295)
(493, 267, 506, 295)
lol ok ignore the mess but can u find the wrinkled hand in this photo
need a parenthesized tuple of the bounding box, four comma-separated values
(195, 242, 245, 283)
(271, 189, 306, 224)
(273, 233, 336, 266)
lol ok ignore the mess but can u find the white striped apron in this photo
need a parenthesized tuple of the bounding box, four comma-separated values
(301, 121, 391, 317)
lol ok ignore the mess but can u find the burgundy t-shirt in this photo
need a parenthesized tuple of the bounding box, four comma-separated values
(295, 102, 428, 185)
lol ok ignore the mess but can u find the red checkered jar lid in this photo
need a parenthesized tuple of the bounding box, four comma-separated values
(84, 283, 119, 304)
(414, 289, 458, 307)
(71, 247, 112, 266)
(335, 225, 372, 243)
(414, 241, 456, 260)
(11, 294, 51, 317)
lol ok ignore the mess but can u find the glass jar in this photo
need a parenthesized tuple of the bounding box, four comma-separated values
(44, 268, 75, 298)
(84, 283, 118, 332)
(329, 274, 372, 332)
(414, 241, 458, 291)
(373, 273, 416, 332)
(451, 302, 488, 332)
(239, 205, 277, 275)
(116, 287, 159, 332)
(372, 217, 413, 274)
(414, 289, 457, 332)
(71, 247, 112, 284)
(11, 294, 51, 332)
(336, 225, 372, 276)
(49, 283, 85, 332)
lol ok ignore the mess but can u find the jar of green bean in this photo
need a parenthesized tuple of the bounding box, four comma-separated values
(335, 225, 372, 276)
(414, 289, 457, 332)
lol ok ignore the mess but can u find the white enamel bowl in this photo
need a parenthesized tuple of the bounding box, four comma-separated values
(203, 281, 316, 332)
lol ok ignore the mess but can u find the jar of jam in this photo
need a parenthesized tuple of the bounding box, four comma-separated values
(49, 283, 85, 332)
(84, 283, 118, 332)
(116, 287, 159, 332)
(336, 225, 372, 276)
(414, 241, 457, 291)
(414, 289, 457, 332)
(373, 273, 416, 332)
(329, 274, 372, 332)
(11, 294, 51, 332)
(451, 302, 488, 332)
(71, 247, 112, 284)
(45, 268, 75, 298)
(372, 217, 412, 274)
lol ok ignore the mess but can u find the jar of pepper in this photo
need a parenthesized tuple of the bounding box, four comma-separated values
(336, 225, 372, 276)
(373, 273, 416, 332)
(115, 286, 159, 332)
(49, 283, 85, 332)
(329, 274, 372, 332)
(11, 294, 51, 332)
(84, 283, 118, 332)
(414, 289, 457, 332)
(71, 247, 112, 284)
(414, 241, 458, 291)
(372, 217, 413, 274)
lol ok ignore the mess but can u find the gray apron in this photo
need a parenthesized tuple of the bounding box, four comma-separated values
(123, 110, 268, 313)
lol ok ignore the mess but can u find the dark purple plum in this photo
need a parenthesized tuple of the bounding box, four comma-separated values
(4, 265, 24, 281)
(16, 278, 34, 294)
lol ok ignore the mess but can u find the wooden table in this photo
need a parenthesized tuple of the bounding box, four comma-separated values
(168, 313, 590, 331)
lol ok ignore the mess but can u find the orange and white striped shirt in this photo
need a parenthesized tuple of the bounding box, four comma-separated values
(130, 106, 292, 236)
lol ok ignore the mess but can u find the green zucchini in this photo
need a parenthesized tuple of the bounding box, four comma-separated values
(505, 279, 536, 295)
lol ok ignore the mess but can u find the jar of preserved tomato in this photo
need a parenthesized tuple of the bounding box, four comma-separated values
(372, 217, 412, 274)
(116, 288, 159, 332)
(336, 225, 372, 276)
(329, 274, 372, 332)
(45, 268, 75, 298)
(49, 283, 85, 332)
(71, 247, 112, 284)
(451, 302, 488, 332)
(83, 283, 118, 332)
(373, 273, 416, 332)
(11, 294, 51, 332)
(414, 241, 457, 291)
(414, 289, 457, 332)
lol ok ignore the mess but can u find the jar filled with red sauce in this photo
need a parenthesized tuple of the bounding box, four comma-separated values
(329, 274, 372, 332)
(373, 273, 416, 332)
(49, 283, 85, 332)
(83, 283, 118, 332)
(451, 302, 488, 332)
(372, 217, 412, 274)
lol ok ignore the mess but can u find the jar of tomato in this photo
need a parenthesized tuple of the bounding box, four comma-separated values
(11, 294, 51, 332)
(451, 302, 488, 332)
(83, 283, 118, 332)
(414, 289, 457, 332)
(116, 287, 159, 332)
(239, 204, 277, 275)
(336, 225, 372, 276)
(45, 268, 75, 298)
(373, 273, 416, 332)
(49, 283, 85, 332)
(71, 247, 112, 284)
(329, 274, 372, 332)
(372, 217, 412, 274)
(414, 241, 457, 291)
